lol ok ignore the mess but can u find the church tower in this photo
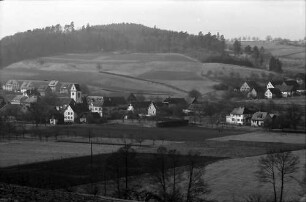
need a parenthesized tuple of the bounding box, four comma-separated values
(70, 84, 82, 103)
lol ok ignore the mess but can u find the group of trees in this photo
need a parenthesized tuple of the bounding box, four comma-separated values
(101, 145, 209, 202)
(0, 23, 226, 69)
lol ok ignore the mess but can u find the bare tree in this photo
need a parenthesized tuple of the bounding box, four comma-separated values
(185, 151, 210, 202)
(256, 150, 300, 202)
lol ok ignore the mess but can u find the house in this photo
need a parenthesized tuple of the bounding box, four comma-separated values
(240, 81, 259, 92)
(265, 88, 282, 99)
(275, 84, 295, 97)
(49, 110, 64, 125)
(266, 80, 283, 89)
(20, 81, 35, 95)
(10, 95, 27, 105)
(37, 85, 52, 96)
(70, 84, 82, 103)
(226, 107, 254, 125)
(87, 96, 103, 117)
(148, 102, 166, 116)
(163, 97, 187, 107)
(25, 88, 41, 97)
(296, 83, 306, 95)
(48, 80, 60, 93)
(247, 86, 265, 99)
(63, 102, 88, 123)
(59, 83, 72, 94)
(127, 101, 151, 117)
(2, 80, 21, 92)
(251, 111, 270, 127)
(283, 80, 298, 87)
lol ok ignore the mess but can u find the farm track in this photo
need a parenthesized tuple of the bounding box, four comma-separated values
(280, 50, 306, 58)
(98, 70, 188, 94)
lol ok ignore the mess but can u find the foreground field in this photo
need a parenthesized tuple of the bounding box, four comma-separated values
(205, 149, 305, 201)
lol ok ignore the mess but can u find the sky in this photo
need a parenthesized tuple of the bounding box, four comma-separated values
(0, 0, 305, 40)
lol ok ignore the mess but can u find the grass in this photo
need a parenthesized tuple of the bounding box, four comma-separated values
(205, 149, 306, 201)
(0, 152, 224, 189)
(210, 131, 306, 144)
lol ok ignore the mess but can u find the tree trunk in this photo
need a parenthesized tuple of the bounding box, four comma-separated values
(186, 163, 194, 202)
(279, 162, 285, 202)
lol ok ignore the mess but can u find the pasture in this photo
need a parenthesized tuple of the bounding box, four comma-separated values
(0, 52, 220, 96)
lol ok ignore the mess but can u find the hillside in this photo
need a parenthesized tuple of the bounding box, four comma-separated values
(0, 52, 220, 97)
(241, 41, 306, 75)
(0, 23, 225, 69)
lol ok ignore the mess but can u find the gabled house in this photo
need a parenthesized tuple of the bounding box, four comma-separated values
(265, 88, 282, 99)
(10, 95, 27, 105)
(148, 102, 166, 116)
(55, 97, 75, 111)
(22, 96, 39, 107)
(2, 80, 21, 92)
(63, 102, 88, 123)
(275, 84, 295, 97)
(70, 84, 82, 103)
(226, 107, 254, 125)
(48, 80, 60, 93)
(247, 86, 265, 99)
(240, 81, 259, 92)
(266, 80, 283, 89)
(127, 101, 151, 117)
(87, 96, 103, 117)
(251, 111, 270, 127)
(20, 81, 35, 96)
(296, 83, 306, 95)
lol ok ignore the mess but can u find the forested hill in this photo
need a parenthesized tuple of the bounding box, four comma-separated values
(0, 22, 226, 69)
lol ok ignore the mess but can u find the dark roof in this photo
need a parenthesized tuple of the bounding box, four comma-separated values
(72, 84, 81, 91)
(251, 112, 268, 121)
(230, 107, 253, 115)
(56, 97, 74, 106)
(69, 102, 88, 114)
(283, 80, 298, 86)
(79, 112, 100, 119)
(151, 101, 165, 109)
(275, 85, 294, 92)
(163, 97, 187, 105)
(245, 81, 259, 89)
(297, 83, 306, 90)
(251, 86, 265, 93)
(131, 101, 151, 109)
(103, 97, 127, 107)
(269, 80, 283, 86)
(268, 88, 282, 95)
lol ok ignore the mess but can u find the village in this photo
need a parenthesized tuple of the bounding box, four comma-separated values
(0, 76, 305, 129)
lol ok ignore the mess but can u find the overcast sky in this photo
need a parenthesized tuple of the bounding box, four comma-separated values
(0, 0, 305, 40)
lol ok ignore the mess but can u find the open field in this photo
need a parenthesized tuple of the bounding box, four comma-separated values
(209, 131, 306, 144)
(201, 63, 281, 80)
(0, 52, 222, 96)
(0, 140, 122, 167)
(205, 149, 306, 201)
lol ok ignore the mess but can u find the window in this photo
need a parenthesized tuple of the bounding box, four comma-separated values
(72, 93, 74, 96)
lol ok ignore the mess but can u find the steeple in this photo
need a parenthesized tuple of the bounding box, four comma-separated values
(70, 83, 82, 103)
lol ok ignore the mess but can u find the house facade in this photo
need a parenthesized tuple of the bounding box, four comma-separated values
(70, 84, 82, 103)
(265, 88, 282, 99)
(147, 102, 165, 116)
(64, 105, 76, 123)
(266, 81, 283, 89)
(2, 80, 21, 92)
(48, 80, 60, 92)
(240, 81, 259, 92)
(226, 107, 253, 125)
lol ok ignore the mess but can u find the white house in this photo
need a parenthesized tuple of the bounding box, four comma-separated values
(64, 105, 76, 123)
(265, 88, 282, 99)
(87, 96, 104, 117)
(70, 84, 82, 103)
(2, 80, 21, 92)
(266, 81, 283, 89)
(226, 107, 253, 125)
(240, 81, 259, 92)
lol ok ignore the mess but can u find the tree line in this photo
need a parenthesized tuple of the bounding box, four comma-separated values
(0, 22, 226, 69)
